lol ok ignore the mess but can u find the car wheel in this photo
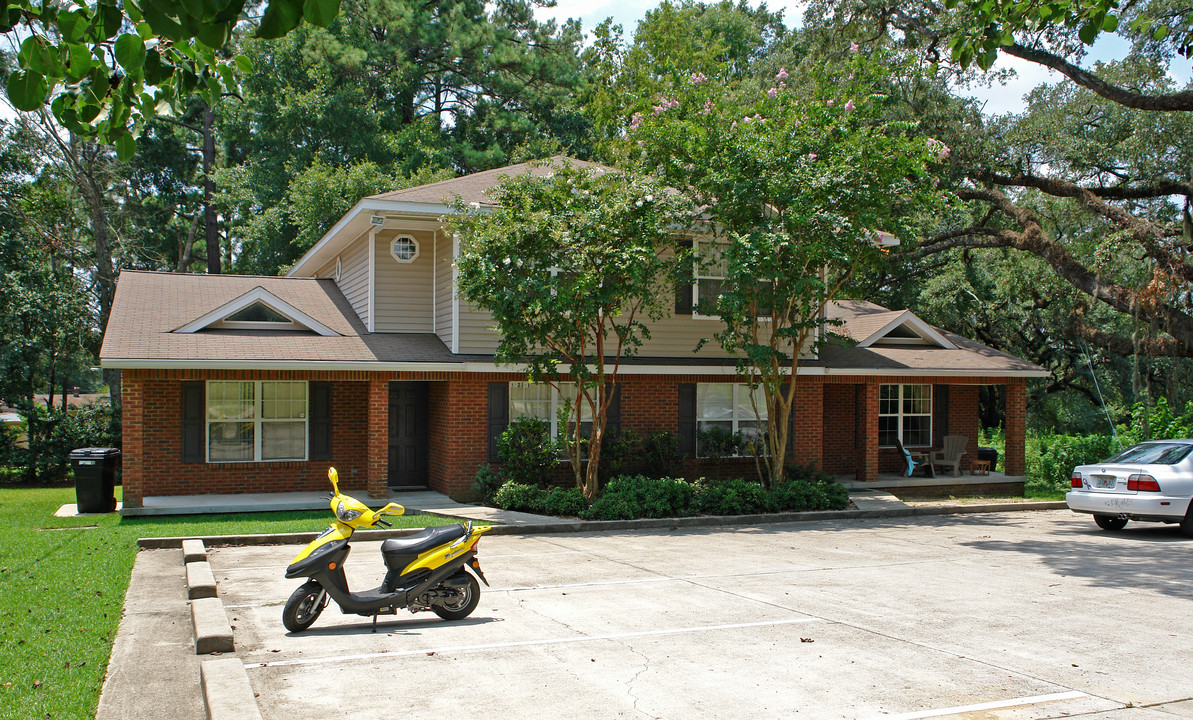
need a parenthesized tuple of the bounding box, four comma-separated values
(1093, 514, 1128, 531)
(1180, 505, 1193, 539)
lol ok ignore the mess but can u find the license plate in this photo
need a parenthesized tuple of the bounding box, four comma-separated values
(1093, 476, 1117, 489)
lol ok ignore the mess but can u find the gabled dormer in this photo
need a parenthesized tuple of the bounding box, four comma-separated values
(174, 286, 341, 337)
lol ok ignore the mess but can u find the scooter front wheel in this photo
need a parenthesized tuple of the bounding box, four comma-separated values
(432, 573, 480, 621)
(283, 580, 327, 632)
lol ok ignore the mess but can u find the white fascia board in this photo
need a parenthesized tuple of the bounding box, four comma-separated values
(288, 198, 456, 277)
(857, 311, 957, 349)
(173, 286, 341, 337)
(100, 358, 1049, 378)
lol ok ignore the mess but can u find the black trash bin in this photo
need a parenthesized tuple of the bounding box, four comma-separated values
(977, 446, 999, 470)
(71, 447, 121, 513)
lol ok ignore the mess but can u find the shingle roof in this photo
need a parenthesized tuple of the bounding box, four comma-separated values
(100, 271, 460, 365)
(367, 156, 612, 207)
(101, 272, 1046, 376)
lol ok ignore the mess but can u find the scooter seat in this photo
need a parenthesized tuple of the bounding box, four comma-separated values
(381, 524, 468, 557)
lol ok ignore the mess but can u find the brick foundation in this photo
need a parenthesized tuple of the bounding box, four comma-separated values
(119, 369, 1031, 503)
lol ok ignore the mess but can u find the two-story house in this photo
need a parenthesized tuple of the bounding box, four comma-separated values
(100, 157, 1048, 508)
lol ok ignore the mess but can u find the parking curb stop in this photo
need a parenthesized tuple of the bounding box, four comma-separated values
(191, 596, 234, 654)
(200, 657, 262, 720)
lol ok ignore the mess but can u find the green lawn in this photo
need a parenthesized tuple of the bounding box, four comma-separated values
(0, 485, 464, 720)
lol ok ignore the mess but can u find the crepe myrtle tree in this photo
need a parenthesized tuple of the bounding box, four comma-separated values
(2, 0, 341, 160)
(631, 49, 946, 488)
(451, 162, 694, 499)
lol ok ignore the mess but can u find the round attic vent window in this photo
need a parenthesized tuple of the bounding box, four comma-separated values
(390, 235, 419, 263)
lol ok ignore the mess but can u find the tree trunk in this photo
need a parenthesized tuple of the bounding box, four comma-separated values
(203, 103, 220, 275)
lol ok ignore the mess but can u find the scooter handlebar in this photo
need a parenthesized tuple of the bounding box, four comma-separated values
(376, 518, 392, 528)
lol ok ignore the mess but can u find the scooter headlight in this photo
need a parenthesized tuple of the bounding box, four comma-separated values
(336, 501, 363, 523)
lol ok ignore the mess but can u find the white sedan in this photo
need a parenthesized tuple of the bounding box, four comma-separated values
(1066, 439, 1193, 536)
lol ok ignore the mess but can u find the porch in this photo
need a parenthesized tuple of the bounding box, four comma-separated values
(838, 471, 1027, 499)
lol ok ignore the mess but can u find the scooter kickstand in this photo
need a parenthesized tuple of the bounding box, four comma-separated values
(371, 615, 378, 633)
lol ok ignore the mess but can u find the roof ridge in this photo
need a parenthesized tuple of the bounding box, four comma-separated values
(119, 269, 322, 281)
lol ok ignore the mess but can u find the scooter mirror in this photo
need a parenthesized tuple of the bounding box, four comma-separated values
(327, 467, 340, 495)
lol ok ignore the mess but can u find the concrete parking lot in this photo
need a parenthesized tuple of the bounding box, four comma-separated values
(127, 510, 1193, 719)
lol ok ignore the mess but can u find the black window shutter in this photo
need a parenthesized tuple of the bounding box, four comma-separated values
(487, 382, 510, 462)
(309, 381, 332, 461)
(674, 240, 694, 315)
(604, 384, 622, 433)
(678, 383, 697, 457)
(181, 381, 205, 463)
(933, 384, 949, 447)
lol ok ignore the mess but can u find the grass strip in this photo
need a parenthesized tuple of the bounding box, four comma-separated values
(0, 485, 463, 720)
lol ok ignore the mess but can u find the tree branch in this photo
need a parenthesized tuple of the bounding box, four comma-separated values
(1003, 42, 1193, 111)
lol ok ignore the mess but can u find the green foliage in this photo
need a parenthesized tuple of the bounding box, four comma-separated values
(693, 477, 771, 515)
(631, 48, 944, 488)
(770, 465, 851, 511)
(599, 428, 684, 480)
(2, 0, 337, 154)
(497, 417, 558, 487)
(492, 481, 587, 517)
(1026, 432, 1120, 495)
(471, 464, 506, 503)
(452, 161, 695, 498)
(941, 0, 1122, 70)
(540, 486, 589, 517)
(583, 475, 697, 519)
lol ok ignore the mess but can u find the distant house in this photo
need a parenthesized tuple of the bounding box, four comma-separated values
(100, 158, 1046, 508)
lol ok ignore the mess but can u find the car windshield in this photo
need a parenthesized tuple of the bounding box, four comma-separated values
(1102, 442, 1193, 466)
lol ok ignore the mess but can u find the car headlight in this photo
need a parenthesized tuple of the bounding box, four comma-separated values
(336, 501, 363, 522)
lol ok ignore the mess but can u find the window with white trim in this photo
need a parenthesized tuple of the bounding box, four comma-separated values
(390, 235, 420, 263)
(696, 383, 768, 456)
(878, 384, 932, 447)
(693, 238, 729, 317)
(509, 381, 594, 441)
(207, 381, 308, 462)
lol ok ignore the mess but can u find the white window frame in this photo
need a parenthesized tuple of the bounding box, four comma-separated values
(878, 383, 933, 448)
(692, 238, 729, 320)
(206, 380, 309, 463)
(390, 234, 420, 264)
(508, 381, 596, 441)
(696, 383, 768, 457)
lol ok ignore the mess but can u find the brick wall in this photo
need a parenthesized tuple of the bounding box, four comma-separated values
(122, 370, 369, 508)
(121, 368, 1032, 503)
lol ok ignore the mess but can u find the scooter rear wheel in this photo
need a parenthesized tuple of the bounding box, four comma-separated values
(283, 580, 326, 632)
(432, 573, 480, 621)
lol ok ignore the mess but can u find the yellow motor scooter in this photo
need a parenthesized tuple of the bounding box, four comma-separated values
(283, 467, 490, 633)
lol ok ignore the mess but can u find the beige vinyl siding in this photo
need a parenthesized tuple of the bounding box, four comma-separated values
(316, 257, 337, 279)
(373, 229, 434, 332)
(434, 231, 453, 346)
(338, 236, 370, 327)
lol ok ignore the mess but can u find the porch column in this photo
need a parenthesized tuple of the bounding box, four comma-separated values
(367, 378, 389, 499)
(121, 373, 143, 508)
(792, 380, 823, 469)
(860, 379, 879, 481)
(1004, 379, 1027, 476)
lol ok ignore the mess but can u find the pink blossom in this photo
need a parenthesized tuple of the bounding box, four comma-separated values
(684, 163, 694, 171)
(652, 105, 664, 115)
(767, 87, 778, 98)
(743, 115, 752, 123)
(690, 72, 707, 84)
(850, 41, 859, 53)
(753, 113, 762, 120)
(776, 67, 789, 80)
(826, 99, 834, 107)
(731, 120, 738, 129)
(844, 99, 855, 111)
(807, 153, 817, 160)
(698, 99, 712, 115)
(925, 138, 951, 161)
(669, 98, 679, 108)
(629, 112, 642, 130)
(779, 82, 786, 89)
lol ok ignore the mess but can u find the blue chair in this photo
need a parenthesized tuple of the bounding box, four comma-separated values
(894, 437, 933, 477)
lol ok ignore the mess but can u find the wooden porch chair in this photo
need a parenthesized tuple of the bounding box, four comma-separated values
(894, 437, 933, 478)
(932, 435, 968, 477)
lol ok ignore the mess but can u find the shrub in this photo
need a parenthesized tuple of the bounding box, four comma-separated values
(472, 464, 506, 503)
(640, 431, 683, 479)
(493, 481, 546, 513)
(693, 477, 770, 516)
(581, 475, 696, 520)
(597, 427, 640, 482)
(1026, 433, 1118, 494)
(769, 465, 850, 512)
(497, 417, 558, 486)
(540, 487, 588, 517)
